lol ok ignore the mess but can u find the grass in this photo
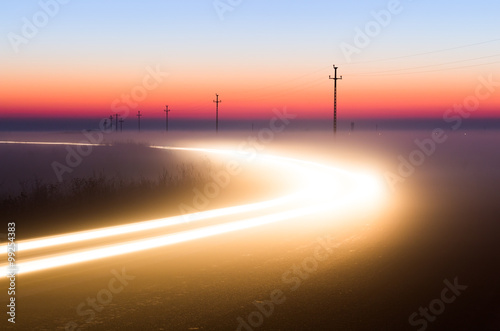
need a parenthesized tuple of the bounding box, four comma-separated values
(0, 162, 220, 238)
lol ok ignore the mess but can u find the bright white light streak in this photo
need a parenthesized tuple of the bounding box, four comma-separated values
(0, 143, 337, 254)
(0, 140, 105, 146)
(0, 188, 358, 276)
(0, 140, 385, 276)
(0, 193, 302, 254)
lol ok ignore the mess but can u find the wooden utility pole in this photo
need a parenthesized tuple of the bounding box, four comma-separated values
(213, 93, 222, 133)
(329, 65, 342, 135)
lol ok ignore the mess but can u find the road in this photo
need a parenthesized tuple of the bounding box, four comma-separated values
(1, 140, 385, 330)
(1, 136, 499, 330)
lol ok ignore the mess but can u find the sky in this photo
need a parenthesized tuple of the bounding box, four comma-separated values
(0, 0, 499, 123)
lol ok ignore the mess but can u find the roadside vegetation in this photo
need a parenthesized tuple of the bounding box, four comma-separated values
(0, 142, 225, 238)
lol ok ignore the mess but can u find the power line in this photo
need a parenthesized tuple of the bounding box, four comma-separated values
(352, 60, 500, 77)
(224, 40, 500, 103)
(243, 66, 331, 93)
(143, 40, 499, 121)
(159, 41, 499, 115)
(340, 38, 500, 66)
(351, 53, 500, 76)
(249, 76, 326, 102)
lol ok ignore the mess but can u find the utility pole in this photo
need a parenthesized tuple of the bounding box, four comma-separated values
(115, 114, 119, 132)
(164, 105, 171, 132)
(119, 118, 124, 132)
(137, 110, 142, 132)
(109, 115, 113, 130)
(329, 65, 342, 136)
(213, 93, 221, 133)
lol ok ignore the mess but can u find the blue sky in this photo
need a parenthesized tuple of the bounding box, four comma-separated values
(1, 0, 499, 119)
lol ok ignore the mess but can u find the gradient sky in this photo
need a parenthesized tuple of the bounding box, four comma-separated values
(1, 0, 499, 121)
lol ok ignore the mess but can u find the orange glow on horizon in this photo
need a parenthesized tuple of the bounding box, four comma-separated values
(1, 64, 498, 119)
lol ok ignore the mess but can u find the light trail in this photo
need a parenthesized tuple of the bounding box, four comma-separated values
(0, 140, 106, 147)
(0, 194, 302, 254)
(1, 197, 350, 275)
(0, 140, 385, 277)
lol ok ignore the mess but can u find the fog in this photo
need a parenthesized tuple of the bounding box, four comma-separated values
(2, 128, 499, 205)
(1, 128, 499, 330)
(2, 128, 499, 247)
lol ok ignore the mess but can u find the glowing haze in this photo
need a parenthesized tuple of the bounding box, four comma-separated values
(0, 0, 499, 122)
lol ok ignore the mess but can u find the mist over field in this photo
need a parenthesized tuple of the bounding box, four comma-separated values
(2, 128, 499, 200)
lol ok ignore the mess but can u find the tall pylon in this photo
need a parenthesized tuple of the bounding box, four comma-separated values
(213, 93, 222, 133)
(329, 65, 342, 135)
(164, 105, 171, 132)
(137, 110, 142, 132)
(115, 114, 119, 132)
(109, 115, 113, 130)
(119, 118, 124, 132)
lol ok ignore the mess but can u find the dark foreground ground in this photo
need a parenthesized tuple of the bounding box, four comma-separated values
(1, 130, 499, 330)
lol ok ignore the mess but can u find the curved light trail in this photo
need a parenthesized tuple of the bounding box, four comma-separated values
(0, 140, 385, 277)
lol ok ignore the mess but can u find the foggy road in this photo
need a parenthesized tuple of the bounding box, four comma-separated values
(0, 140, 384, 279)
(1, 132, 499, 331)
